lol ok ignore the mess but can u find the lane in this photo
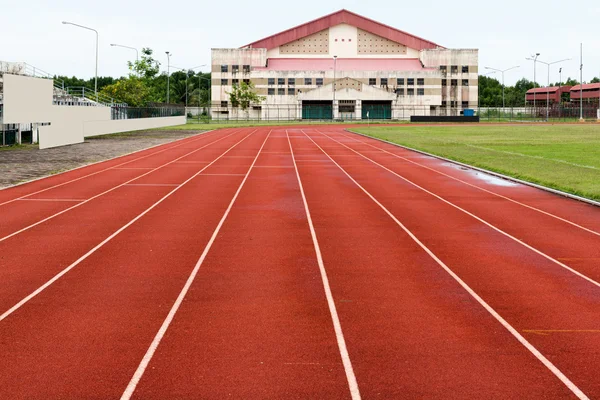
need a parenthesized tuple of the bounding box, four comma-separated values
(338, 128, 600, 234)
(285, 129, 579, 398)
(0, 129, 242, 240)
(0, 128, 253, 316)
(319, 128, 600, 286)
(0, 129, 222, 206)
(302, 128, 600, 398)
(125, 129, 355, 399)
(0, 129, 269, 399)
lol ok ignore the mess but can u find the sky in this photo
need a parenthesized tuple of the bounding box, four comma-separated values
(2, 0, 600, 86)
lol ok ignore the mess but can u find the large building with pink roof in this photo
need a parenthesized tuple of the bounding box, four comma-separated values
(211, 10, 478, 120)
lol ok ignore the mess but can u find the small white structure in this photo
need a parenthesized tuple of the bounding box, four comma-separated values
(0, 65, 185, 149)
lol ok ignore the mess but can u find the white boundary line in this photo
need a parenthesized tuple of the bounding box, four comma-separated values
(335, 130, 600, 238)
(0, 129, 217, 206)
(315, 129, 600, 289)
(286, 130, 361, 400)
(345, 129, 600, 208)
(120, 130, 272, 400)
(0, 129, 258, 324)
(299, 129, 589, 400)
(0, 130, 242, 244)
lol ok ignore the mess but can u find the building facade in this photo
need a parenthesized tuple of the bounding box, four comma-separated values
(211, 10, 478, 120)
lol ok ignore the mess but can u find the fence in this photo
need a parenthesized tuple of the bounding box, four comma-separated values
(477, 105, 600, 122)
(111, 106, 185, 120)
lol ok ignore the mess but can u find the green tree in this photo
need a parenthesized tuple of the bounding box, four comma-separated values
(128, 48, 161, 79)
(227, 81, 264, 109)
(99, 76, 151, 107)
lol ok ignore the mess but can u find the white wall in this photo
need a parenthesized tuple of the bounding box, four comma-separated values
(84, 116, 186, 137)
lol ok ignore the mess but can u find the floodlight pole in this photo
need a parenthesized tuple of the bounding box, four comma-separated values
(580, 43, 583, 121)
(484, 65, 519, 108)
(166, 51, 171, 104)
(333, 55, 337, 120)
(535, 58, 570, 121)
(62, 21, 98, 101)
(525, 53, 540, 117)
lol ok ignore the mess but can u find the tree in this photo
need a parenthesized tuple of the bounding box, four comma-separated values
(227, 81, 265, 111)
(99, 76, 151, 107)
(128, 48, 160, 79)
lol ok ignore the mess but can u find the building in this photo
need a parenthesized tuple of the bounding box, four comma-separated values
(525, 86, 571, 105)
(570, 83, 600, 104)
(211, 9, 478, 120)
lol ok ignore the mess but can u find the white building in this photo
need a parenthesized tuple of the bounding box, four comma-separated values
(211, 9, 478, 120)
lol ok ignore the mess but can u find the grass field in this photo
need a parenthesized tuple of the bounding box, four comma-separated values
(354, 124, 600, 201)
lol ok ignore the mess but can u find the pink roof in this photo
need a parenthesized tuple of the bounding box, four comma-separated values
(255, 58, 432, 72)
(242, 9, 442, 51)
(527, 86, 560, 94)
(570, 83, 600, 91)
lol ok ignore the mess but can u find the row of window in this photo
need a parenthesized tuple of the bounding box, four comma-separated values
(264, 88, 427, 96)
(218, 78, 470, 88)
(221, 65, 251, 73)
(394, 88, 425, 96)
(267, 88, 297, 95)
(267, 77, 324, 86)
(440, 65, 470, 74)
(221, 79, 251, 85)
(219, 100, 471, 107)
(442, 79, 470, 86)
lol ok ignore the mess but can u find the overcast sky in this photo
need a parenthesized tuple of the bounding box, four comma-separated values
(2, 0, 600, 85)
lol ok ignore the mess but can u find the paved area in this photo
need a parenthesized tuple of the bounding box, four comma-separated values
(0, 130, 205, 188)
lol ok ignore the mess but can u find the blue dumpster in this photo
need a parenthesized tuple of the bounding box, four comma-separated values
(464, 108, 475, 117)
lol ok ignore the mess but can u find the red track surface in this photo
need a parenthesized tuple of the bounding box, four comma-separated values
(1, 126, 599, 399)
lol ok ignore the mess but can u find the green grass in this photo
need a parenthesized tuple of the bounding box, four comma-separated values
(353, 124, 600, 201)
(0, 143, 37, 151)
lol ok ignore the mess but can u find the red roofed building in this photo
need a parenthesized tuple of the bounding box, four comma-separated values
(211, 10, 478, 120)
(570, 83, 600, 103)
(525, 86, 571, 105)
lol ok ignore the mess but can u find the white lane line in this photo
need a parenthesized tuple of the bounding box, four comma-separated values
(0, 130, 219, 208)
(336, 130, 600, 238)
(286, 130, 361, 400)
(0, 130, 243, 244)
(0, 130, 258, 324)
(124, 184, 180, 187)
(112, 167, 155, 170)
(314, 130, 600, 289)
(17, 198, 86, 202)
(120, 130, 272, 400)
(300, 129, 589, 400)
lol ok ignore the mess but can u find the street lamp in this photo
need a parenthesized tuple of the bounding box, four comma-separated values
(110, 43, 139, 62)
(172, 64, 207, 108)
(525, 53, 540, 114)
(484, 65, 519, 108)
(535, 58, 571, 121)
(165, 51, 171, 104)
(333, 55, 338, 120)
(62, 21, 98, 101)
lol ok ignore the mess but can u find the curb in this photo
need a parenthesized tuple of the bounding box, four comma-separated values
(345, 129, 600, 208)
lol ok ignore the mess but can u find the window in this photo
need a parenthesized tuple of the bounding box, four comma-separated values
(231, 79, 239, 86)
(221, 101, 228, 107)
(278, 78, 285, 85)
(278, 88, 285, 95)
(462, 79, 469, 86)
(268, 78, 275, 85)
(417, 78, 424, 86)
(380, 78, 388, 86)
(451, 65, 458, 73)
(397, 78, 404, 85)
(288, 87, 295, 95)
(288, 78, 295, 85)
(395, 88, 405, 96)
(220, 79, 228, 85)
(417, 88, 425, 96)
(369, 78, 376, 85)
(221, 65, 228, 73)
(316, 78, 323, 86)
(232, 65, 239, 73)
(442, 79, 447, 86)
(462, 66, 469, 73)
(243, 79, 250, 84)
(407, 88, 414, 96)
(304, 78, 312, 85)
(243, 65, 251, 73)
(451, 100, 457, 107)
(407, 78, 414, 86)
(440, 65, 447, 73)
(441, 100, 447, 107)
(451, 79, 458, 86)
(268, 88, 275, 95)
(462, 101, 469, 108)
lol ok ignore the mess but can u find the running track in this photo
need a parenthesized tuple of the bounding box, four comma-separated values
(1, 126, 599, 399)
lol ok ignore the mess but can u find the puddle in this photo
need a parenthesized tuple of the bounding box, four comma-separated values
(441, 162, 520, 187)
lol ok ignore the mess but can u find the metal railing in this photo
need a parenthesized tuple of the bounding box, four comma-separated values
(59, 86, 127, 107)
(111, 106, 185, 120)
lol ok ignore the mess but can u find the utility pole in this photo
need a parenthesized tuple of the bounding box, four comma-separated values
(166, 51, 171, 104)
(333, 55, 337, 120)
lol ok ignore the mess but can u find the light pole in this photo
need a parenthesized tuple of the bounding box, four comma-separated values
(535, 58, 571, 121)
(333, 55, 337, 120)
(62, 21, 98, 101)
(559, 67, 563, 120)
(484, 65, 519, 108)
(526, 53, 540, 115)
(110, 43, 139, 68)
(165, 51, 171, 104)
(172, 64, 207, 108)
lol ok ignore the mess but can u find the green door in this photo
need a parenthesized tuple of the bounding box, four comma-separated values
(362, 102, 392, 119)
(302, 102, 333, 120)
